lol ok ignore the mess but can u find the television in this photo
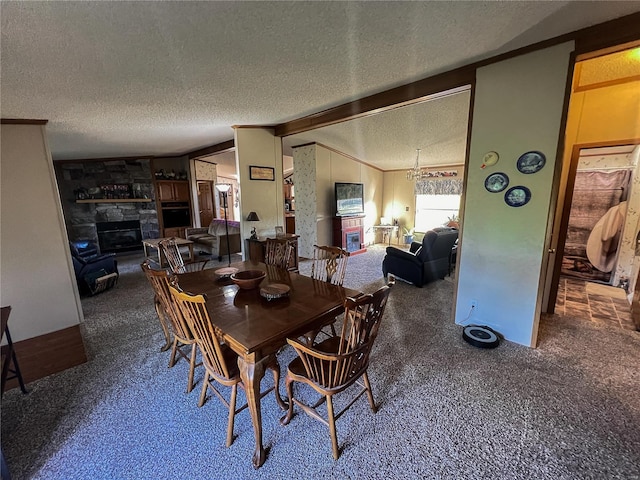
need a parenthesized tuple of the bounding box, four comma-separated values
(335, 182, 364, 216)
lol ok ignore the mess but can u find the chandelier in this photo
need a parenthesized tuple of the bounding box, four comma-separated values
(406, 148, 427, 180)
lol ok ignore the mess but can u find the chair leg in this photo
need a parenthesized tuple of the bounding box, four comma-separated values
(186, 343, 197, 393)
(168, 338, 179, 368)
(154, 301, 172, 352)
(326, 395, 340, 460)
(226, 384, 237, 447)
(362, 371, 377, 413)
(280, 376, 295, 425)
(329, 322, 337, 337)
(267, 355, 287, 410)
(198, 375, 209, 407)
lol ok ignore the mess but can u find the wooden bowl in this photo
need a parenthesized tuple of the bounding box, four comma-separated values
(231, 270, 266, 290)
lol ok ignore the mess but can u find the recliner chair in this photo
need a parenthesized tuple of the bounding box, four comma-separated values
(382, 227, 458, 287)
(70, 241, 119, 295)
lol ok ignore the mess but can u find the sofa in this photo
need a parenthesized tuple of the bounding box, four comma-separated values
(382, 227, 458, 287)
(185, 219, 241, 261)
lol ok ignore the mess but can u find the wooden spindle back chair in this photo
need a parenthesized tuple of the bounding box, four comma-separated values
(310, 245, 350, 286)
(168, 285, 286, 447)
(159, 237, 207, 274)
(140, 261, 200, 393)
(264, 237, 295, 270)
(309, 245, 350, 338)
(281, 278, 394, 459)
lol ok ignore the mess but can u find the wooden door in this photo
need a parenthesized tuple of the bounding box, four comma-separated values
(198, 181, 214, 227)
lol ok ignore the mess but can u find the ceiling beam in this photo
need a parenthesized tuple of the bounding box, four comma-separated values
(186, 139, 235, 160)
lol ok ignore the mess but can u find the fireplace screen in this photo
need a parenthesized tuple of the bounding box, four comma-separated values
(96, 221, 142, 253)
(345, 231, 361, 253)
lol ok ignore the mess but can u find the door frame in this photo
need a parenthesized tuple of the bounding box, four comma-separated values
(545, 139, 640, 312)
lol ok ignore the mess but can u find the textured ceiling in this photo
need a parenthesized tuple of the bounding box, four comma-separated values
(2, 1, 640, 168)
(578, 47, 640, 86)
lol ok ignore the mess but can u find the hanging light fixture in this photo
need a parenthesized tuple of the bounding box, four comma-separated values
(406, 148, 426, 181)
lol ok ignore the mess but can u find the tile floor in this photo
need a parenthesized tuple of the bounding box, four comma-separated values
(555, 276, 636, 331)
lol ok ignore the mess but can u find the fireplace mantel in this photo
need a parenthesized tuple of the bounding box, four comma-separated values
(75, 199, 152, 204)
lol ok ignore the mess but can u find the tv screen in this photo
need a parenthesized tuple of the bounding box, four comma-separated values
(335, 182, 364, 216)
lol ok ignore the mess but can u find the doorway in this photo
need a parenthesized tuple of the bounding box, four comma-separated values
(543, 44, 640, 331)
(197, 181, 215, 227)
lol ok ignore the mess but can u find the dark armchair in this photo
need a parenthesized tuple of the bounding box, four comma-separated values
(382, 227, 458, 287)
(70, 241, 119, 295)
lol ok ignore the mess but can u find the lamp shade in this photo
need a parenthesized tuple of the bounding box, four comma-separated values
(216, 183, 231, 193)
(246, 211, 260, 221)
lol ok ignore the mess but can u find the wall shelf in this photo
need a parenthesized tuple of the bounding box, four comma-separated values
(75, 199, 152, 204)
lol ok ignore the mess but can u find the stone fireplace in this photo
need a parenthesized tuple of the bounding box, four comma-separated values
(55, 159, 159, 250)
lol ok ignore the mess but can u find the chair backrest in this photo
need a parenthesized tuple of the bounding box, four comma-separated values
(417, 228, 458, 262)
(159, 238, 186, 274)
(287, 279, 394, 389)
(140, 261, 192, 341)
(337, 279, 394, 355)
(168, 285, 234, 380)
(265, 237, 295, 269)
(310, 245, 350, 286)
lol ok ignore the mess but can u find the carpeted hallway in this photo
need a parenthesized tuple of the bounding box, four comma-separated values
(2, 245, 639, 479)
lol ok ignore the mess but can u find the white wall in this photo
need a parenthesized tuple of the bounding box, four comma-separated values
(234, 127, 284, 255)
(1, 124, 83, 341)
(456, 42, 574, 347)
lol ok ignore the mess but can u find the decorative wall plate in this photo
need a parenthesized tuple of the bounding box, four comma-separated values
(504, 186, 532, 207)
(484, 172, 509, 193)
(480, 151, 499, 169)
(516, 151, 546, 174)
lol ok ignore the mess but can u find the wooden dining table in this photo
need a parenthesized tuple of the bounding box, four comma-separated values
(177, 260, 359, 468)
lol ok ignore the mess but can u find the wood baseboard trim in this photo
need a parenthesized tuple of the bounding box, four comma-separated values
(3, 325, 87, 391)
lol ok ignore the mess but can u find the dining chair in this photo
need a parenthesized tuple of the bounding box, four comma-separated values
(311, 245, 350, 286)
(140, 261, 200, 393)
(280, 278, 394, 459)
(264, 237, 295, 270)
(159, 237, 208, 274)
(310, 245, 350, 337)
(168, 284, 287, 447)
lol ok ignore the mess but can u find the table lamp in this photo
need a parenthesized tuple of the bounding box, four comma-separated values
(247, 211, 260, 239)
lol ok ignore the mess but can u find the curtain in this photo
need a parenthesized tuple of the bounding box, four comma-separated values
(415, 178, 463, 195)
(562, 168, 632, 281)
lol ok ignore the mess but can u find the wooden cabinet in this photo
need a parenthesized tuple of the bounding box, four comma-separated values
(157, 181, 190, 202)
(163, 227, 187, 238)
(284, 183, 295, 212)
(285, 215, 295, 234)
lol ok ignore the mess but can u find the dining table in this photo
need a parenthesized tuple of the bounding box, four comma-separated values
(176, 260, 360, 468)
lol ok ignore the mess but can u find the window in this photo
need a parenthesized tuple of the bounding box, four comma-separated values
(415, 194, 460, 232)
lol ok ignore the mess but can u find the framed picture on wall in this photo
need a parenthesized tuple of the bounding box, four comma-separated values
(249, 165, 275, 181)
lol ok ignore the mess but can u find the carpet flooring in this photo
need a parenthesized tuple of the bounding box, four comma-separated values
(2, 245, 639, 479)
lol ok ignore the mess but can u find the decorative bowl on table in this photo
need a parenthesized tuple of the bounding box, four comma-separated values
(260, 283, 291, 301)
(214, 267, 238, 279)
(230, 270, 266, 290)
